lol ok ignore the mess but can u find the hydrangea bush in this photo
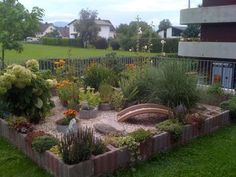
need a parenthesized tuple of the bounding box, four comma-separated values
(0, 60, 53, 123)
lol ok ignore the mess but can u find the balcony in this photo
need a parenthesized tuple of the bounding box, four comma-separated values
(180, 5, 236, 24)
(178, 42, 236, 59)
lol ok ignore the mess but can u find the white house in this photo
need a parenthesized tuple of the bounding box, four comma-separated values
(157, 26, 187, 39)
(68, 19, 116, 39)
(36, 23, 57, 38)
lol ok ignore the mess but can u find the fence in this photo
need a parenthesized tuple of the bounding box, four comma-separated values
(1, 56, 236, 90)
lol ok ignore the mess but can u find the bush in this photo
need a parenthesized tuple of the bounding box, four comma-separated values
(207, 83, 223, 95)
(60, 127, 105, 164)
(128, 128, 152, 142)
(156, 119, 184, 141)
(150, 38, 179, 53)
(32, 135, 59, 153)
(220, 97, 236, 119)
(152, 60, 199, 109)
(26, 131, 47, 145)
(111, 89, 124, 111)
(0, 61, 53, 123)
(99, 83, 113, 103)
(83, 64, 115, 90)
(41, 37, 83, 48)
(6, 116, 33, 134)
(94, 37, 108, 49)
(79, 87, 101, 110)
(110, 40, 120, 50)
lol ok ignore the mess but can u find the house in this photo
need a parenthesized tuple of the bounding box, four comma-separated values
(36, 23, 57, 38)
(57, 27, 70, 38)
(157, 26, 186, 39)
(178, 0, 236, 88)
(68, 19, 116, 39)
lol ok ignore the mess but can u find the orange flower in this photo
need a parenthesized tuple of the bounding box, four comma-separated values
(127, 64, 136, 70)
(56, 80, 72, 89)
(64, 109, 77, 117)
(54, 59, 66, 68)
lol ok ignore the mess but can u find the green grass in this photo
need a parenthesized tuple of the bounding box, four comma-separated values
(0, 137, 52, 177)
(1, 123, 235, 177)
(4, 43, 161, 64)
(114, 123, 236, 177)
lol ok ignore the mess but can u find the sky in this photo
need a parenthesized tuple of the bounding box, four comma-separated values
(18, 0, 201, 28)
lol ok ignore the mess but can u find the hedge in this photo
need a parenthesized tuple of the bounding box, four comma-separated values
(151, 38, 179, 53)
(41, 37, 83, 48)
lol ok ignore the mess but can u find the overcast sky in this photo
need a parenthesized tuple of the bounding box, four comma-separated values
(19, 0, 201, 28)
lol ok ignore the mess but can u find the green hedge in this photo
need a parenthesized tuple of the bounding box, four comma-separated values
(41, 37, 83, 48)
(151, 38, 179, 53)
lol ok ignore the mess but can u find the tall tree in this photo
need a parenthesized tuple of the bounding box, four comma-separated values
(182, 24, 200, 38)
(75, 9, 100, 48)
(0, 0, 44, 68)
(158, 19, 172, 38)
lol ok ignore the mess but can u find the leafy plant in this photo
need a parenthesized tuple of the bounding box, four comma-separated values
(128, 128, 152, 142)
(99, 83, 113, 103)
(220, 97, 236, 119)
(111, 89, 124, 111)
(83, 63, 114, 90)
(117, 136, 140, 162)
(49, 145, 61, 156)
(32, 135, 59, 153)
(156, 119, 184, 142)
(207, 83, 223, 95)
(79, 87, 101, 110)
(152, 60, 199, 109)
(6, 116, 33, 134)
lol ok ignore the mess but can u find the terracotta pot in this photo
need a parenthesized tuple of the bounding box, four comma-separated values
(79, 108, 98, 119)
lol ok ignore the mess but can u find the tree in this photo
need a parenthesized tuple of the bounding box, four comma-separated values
(0, 0, 44, 68)
(75, 9, 100, 48)
(116, 20, 158, 51)
(182, 24, 200, 38)
(158, 19, 172, 38)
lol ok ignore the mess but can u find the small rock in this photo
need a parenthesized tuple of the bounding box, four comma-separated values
(196, 104, 207, 111)
(94, 123, 121, 135)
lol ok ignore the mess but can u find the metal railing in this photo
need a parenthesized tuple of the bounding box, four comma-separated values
(1, 56, 236, 90)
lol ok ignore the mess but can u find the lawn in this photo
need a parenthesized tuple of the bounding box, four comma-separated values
(4, 43, 161, 64)
(0, 123, 235, 177)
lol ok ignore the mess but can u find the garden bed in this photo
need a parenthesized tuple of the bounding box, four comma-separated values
(0, 108, 230, 177)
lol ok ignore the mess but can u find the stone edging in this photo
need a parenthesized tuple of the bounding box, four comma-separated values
(0, 110, 230, 177)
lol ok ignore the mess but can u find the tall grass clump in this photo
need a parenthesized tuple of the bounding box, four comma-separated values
(152, 60, 199, 109)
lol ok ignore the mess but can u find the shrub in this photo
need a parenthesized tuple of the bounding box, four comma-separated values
(32, 135, 59, 153)
(94, 37, 108, 49)
(0, 61, 53, 123)
(156, 119, 184, 141)
(92, 138, 106, 156)
(26, 131, 47, 145)
(152, 60, 199, 109)
(150, 38, 179, 53)
(60, 127, 93, 164)
(207, 83, 223, 95)
(220, 97, 236, 119)
(83, 64, 115, 90)
(6, 116, 33, 134)
(110, 40, 120, 50)
(128, 128, 152, 142)
(41, 37, 83, 48)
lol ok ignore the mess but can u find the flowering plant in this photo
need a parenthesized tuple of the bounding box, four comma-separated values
(26, 59, 39, 72)
(79, 87, 101, 110)
(54, 59, 66, 81)
(64, 109, 77, 118)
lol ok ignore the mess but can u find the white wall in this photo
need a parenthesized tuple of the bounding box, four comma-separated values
(178, 42, 236, 59)
(36, 25, 56, 38)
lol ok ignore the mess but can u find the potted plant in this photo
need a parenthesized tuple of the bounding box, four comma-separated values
(56, 109, 78, 133)
(98, 83, 113, 111)
(79, 87, 101, 119)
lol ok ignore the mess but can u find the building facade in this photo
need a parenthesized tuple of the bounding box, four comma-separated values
(68, 19, 116, 39)
(158, 26, 186, 39)
(178, 0, 236, 60)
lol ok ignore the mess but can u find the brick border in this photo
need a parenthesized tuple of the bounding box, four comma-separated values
(0, 110, 230, 177)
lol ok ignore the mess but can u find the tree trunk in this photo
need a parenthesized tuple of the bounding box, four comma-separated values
(1, 45, 5, 69)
